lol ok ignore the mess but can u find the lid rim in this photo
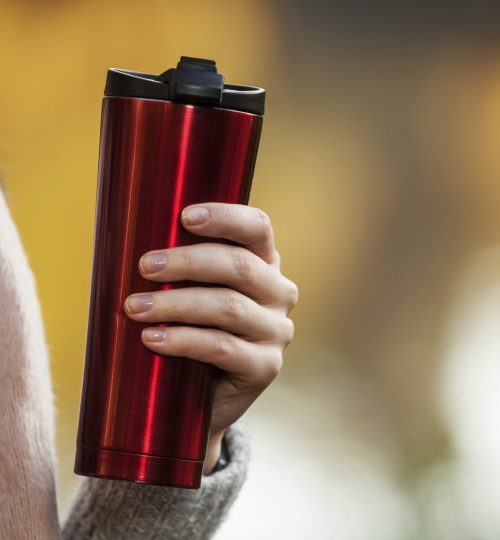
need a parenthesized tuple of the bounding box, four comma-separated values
(104, 67, 265, 116)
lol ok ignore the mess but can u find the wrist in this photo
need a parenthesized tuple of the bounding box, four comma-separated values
(202, 429, 227, 476)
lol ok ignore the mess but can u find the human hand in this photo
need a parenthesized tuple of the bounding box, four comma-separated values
(123, 203, 299, 474)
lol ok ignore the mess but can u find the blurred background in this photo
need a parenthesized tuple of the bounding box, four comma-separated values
(2, 1, 500, 538)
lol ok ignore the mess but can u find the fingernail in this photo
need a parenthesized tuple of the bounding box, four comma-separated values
(140, 251, 167, 274)
(182, 207, 209, 225)
(125, 293, 153, 314)
(142, 327, 166, 342)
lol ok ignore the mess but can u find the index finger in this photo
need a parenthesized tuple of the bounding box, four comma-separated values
(181, 203, 279, 266)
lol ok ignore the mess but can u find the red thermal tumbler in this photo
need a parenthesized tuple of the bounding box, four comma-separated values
(74, 57, 265, 488)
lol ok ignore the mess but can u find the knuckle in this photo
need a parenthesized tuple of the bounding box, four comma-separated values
(273, 249, 282, 268)
(290, 281, 300, 305)
(256, 209, 273, 241)
(220, 291, 245, 320)
(231, 248, 254, 280)
(214, 332, 235, 360)
(180, 247, 193, 268)
(221, 204, 236, 219)
(283, 278, 299, 311)
(261, 350, 283, 384)
(256, 208, 271, 226)
(282, 317, 295, 346)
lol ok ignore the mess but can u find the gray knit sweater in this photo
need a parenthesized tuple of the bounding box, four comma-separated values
(61, 425, 250, 539)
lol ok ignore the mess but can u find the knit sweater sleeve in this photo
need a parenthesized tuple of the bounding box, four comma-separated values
(61, 422, 250, 540)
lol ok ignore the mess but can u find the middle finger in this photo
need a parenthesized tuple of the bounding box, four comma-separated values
(124, 286, 284, 342)
(138, 243, 289, 306)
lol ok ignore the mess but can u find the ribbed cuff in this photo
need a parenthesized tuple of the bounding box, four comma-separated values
(61, 423, 250, 540)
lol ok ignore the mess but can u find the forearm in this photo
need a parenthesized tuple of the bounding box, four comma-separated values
(203, 428, 227, 475)
(0, 190, 61, 540)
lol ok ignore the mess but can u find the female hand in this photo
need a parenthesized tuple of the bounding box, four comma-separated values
(123, 202, 299, 474)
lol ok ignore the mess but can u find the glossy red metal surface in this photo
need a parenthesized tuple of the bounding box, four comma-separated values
(75, 97, 263, 488)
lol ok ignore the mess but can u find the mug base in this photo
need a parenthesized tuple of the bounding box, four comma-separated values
(74, 444, 203, 489)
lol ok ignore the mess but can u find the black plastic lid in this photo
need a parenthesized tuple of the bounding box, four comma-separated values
(104, 56, 265, 115)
